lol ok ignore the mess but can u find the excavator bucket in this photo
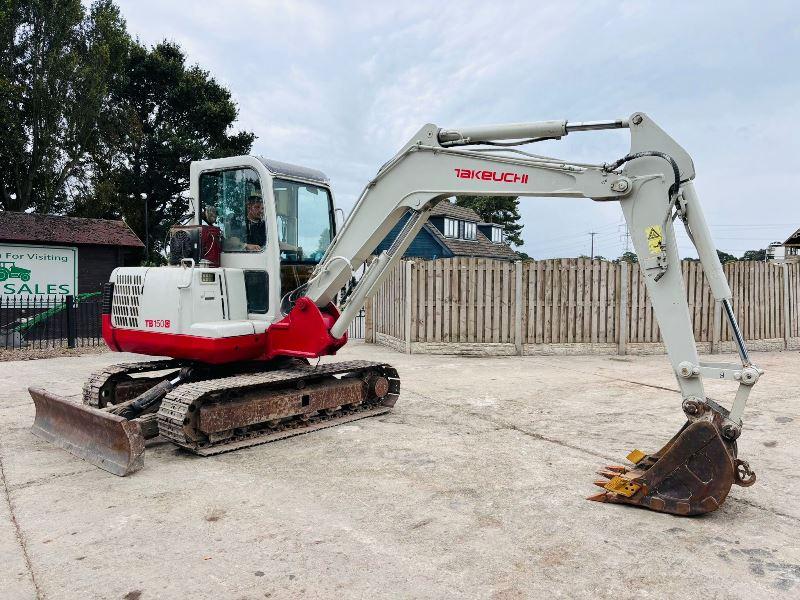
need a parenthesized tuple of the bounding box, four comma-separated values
(588, 412, 755, 516)
(29, 387, 145, 477)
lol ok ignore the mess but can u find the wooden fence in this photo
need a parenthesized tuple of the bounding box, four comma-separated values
(366, 258, 800, 355)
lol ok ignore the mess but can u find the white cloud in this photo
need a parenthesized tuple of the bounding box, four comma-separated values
(116, 0, 800, 258)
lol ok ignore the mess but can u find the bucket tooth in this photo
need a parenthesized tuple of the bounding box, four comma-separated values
(588, 419, 743, 516)
(29, 387, 145, 477)
(586, 492, 612, 503)
(604, 465, 628, 473)
(596, 469, 621, 479)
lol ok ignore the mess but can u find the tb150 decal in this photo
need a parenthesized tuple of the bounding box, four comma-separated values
(144, 319, 171, 329)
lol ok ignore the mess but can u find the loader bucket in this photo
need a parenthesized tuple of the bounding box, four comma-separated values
(29, 387, 145, 477)
(588, 414, 755, 516)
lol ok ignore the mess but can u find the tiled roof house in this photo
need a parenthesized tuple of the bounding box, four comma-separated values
(375, 199, 520, 261)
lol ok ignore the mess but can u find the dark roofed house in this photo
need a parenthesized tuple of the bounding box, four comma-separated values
(0, 212, 143, 293)
(768, 228, 800, 263)
(375, 199, 520, 261)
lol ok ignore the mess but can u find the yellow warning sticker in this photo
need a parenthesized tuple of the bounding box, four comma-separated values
(646, 225, 663, 254)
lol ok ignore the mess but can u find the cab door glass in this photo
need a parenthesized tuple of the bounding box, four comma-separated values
(273, 178, 333, 264)
(199, 168, 266, 253)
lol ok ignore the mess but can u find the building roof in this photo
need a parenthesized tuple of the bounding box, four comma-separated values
(430, 201, 482, 221)
(427, 200, 519, 260)
(0, 212, 144, 248)
(783, 228, 800, 247)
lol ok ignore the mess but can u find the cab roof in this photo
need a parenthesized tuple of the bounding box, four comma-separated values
(256, 157, 329, 185)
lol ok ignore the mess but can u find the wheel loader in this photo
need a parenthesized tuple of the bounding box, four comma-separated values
(30, 112, 759, 516)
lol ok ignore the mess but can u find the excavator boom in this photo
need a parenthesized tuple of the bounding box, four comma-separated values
(295, 111, 760, 515)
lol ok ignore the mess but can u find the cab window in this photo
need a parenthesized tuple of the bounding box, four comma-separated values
(199, 168, 266, 253)
(273, 178, 333, 264)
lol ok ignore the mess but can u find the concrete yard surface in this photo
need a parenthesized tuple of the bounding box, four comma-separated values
(1, 343, 799, 599)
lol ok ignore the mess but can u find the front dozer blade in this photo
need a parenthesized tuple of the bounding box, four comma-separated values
(29, 387, 145, 477)
(588, 417, 753, 516)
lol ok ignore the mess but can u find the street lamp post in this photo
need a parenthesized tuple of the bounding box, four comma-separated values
(142, 193, 149, 263)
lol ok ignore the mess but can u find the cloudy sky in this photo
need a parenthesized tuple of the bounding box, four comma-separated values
(115, 0, 798, 259)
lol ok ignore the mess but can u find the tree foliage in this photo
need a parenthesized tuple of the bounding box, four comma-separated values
(740, 248, 767, 262)
(1, 1, 254, 261)
(454, 195, 524, 246)
(0, 0, 129, 213)
(72, 40, 254, 258)
(683, 249, 769, 263)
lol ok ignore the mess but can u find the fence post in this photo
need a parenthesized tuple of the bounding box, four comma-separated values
(514, 260, 523, 355)
(65, 295, 76, 348)
(711, 300, 721, 354)
(364, 298, 374, 343)
(617, 261, 628, 355)
(783, 263, 791, 350)
(404, 261, 413, 354)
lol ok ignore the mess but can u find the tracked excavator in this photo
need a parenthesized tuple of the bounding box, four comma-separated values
(30, 112, 759, 516)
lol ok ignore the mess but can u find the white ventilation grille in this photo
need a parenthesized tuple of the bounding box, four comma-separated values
(111, 273, 143, 328)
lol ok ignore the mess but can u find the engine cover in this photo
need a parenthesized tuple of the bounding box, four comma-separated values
(102, 265, 266, 362)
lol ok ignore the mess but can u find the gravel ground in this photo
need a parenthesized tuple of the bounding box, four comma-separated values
(0, 345, 108, 362)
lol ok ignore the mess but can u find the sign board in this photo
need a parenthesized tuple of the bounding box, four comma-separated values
(0, 244, 78, 299)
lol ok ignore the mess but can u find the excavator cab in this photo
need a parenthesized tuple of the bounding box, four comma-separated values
(194, 157, 337, 322)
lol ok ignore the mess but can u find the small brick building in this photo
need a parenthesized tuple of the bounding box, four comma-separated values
(0, 212, 143, 294)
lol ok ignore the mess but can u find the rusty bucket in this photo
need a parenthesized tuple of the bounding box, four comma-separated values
(29, 387, 145, 477)
(588, 410, 755, 516)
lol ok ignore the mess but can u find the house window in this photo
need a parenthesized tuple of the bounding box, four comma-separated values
(443, 218, 477, 240)
(462, 221, 476, 241)
(444, 218, 459, 238)
(491, 226, 503, 243)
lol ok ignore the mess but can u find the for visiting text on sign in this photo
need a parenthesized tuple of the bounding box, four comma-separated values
(0, 244, 78, 299)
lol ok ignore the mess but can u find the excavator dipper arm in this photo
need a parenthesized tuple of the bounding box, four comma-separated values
(302, 111, 760, 515)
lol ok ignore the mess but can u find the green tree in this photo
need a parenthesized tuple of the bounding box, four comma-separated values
(73, 40, 254, 260)
(717, 249, 737, 264)
(0, 0, 128, 213)
(619, 251, 638, 263)
(454, 195, 524, 246)
(741, 248, 767, 262)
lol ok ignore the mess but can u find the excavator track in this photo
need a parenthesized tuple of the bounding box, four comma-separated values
(82, 360, 184, 407)
(157, 360, 399, 455)
(81, 358, 308, 408)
